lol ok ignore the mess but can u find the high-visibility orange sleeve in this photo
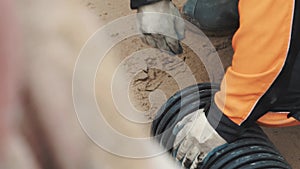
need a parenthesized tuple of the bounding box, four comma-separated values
(214, 0, 298, 126)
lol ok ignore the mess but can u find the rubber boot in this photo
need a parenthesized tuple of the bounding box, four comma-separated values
(182, 0, 239, 36)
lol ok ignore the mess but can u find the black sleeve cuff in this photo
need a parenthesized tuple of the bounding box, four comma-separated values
(206, 101, 267, 143)
(130, 0, 163, 9)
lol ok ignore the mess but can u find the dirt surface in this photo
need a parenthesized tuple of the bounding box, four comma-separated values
(18, 0, 300, 168)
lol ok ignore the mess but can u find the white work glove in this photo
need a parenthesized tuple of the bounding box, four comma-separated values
(137, 0, 185, 55)
(173, 109, 226, 169)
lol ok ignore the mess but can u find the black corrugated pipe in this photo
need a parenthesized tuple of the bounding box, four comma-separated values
(151, 83, 292, 169)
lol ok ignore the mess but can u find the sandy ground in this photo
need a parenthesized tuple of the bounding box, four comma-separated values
(16, 0, 300, 168)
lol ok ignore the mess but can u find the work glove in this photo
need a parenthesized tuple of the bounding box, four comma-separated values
(137, 0, 185, 55)
(172, 109, 226, 169)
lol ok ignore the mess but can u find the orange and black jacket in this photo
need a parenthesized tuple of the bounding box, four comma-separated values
(132, 0, 300, 141)
(215, 0, 300, 127)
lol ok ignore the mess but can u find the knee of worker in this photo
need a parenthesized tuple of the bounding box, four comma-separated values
(183, 0, 239, 32)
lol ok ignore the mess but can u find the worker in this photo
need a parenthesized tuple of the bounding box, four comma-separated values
(131, 0, 300, 168)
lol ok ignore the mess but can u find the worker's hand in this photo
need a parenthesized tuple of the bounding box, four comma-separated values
(172, 109, 226, 169)
(137, 0, 185, 55)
